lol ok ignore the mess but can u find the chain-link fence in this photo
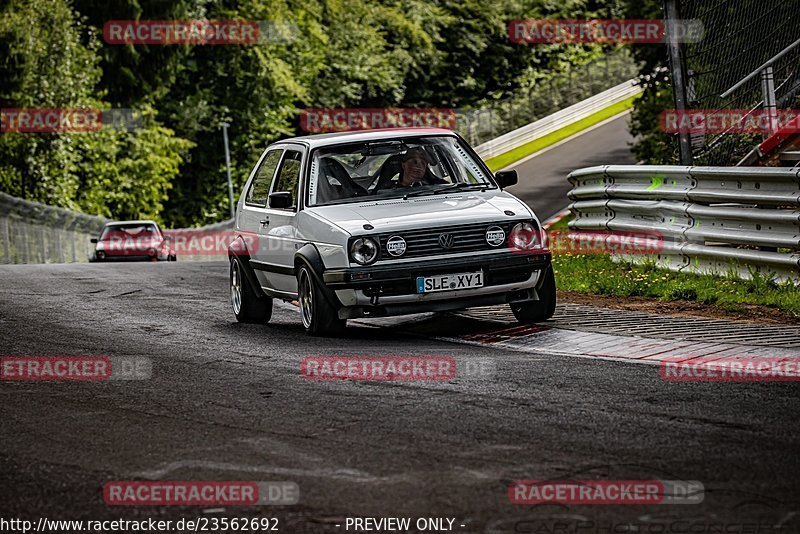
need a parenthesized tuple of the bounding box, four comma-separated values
(676, 0, 800, 165)
(455, 47, 639, 147)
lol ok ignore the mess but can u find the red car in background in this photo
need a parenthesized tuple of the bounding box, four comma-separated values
(91, 220, 176, 262)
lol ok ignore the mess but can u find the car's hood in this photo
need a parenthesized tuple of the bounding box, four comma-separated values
(309, 191, 532, 235)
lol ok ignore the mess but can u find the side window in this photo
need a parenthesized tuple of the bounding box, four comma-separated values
(270, 150, 303, 209)
(246, 149, 282, 207)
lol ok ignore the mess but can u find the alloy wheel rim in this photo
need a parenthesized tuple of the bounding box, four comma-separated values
(231, 261, 242, 315)
(299, 270, 313, 329)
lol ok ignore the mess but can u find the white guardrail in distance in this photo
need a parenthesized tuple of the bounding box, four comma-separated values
(567, 165, 800, 281)
(474, 79, 643, 160)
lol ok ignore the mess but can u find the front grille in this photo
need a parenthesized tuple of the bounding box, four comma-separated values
(376, 221, 527, 260)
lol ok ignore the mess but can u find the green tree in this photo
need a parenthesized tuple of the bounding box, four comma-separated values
(0, 0, 191, 223)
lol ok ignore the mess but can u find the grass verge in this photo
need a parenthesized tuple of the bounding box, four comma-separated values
(553, 253, 800, 317)
(484, 93, 640, 172)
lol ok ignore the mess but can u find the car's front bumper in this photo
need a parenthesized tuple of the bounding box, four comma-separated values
(322, 251, 551, 319)
(92, 253, 170, 262)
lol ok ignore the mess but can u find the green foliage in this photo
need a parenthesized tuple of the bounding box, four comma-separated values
(74, 108, 194, 223)
(0, 0, 191, 222)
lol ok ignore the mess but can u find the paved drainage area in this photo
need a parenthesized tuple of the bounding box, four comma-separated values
(456, 303, 800, 350)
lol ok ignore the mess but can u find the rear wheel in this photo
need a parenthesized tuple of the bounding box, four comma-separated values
(297, 264, 346, 336)
(511, 265, 556, 323)
(230, 257, 273, 323)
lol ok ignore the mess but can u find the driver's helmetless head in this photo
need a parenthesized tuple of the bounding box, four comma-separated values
(400, 147, 432, 186)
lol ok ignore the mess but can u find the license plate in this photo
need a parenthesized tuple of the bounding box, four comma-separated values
(416, 271, 484, 293)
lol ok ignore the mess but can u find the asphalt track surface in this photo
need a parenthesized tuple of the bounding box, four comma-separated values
(1, 262, 799, 531)
(2, 118, 799, 531)
(506, 113, 636, 222)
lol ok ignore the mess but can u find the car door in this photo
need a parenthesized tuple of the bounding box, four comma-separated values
(254, 145, 306, 295)
(239, 147, 283, 290)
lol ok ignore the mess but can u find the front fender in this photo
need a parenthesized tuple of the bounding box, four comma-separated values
(294, 243, 342, 309)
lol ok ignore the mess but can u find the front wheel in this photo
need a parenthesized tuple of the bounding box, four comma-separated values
(297, 264, 346, 336)
(511, 265, 557, 323)
(230, 257, 273, 323)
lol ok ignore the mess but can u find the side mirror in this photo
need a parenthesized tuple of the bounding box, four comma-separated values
(90, 238, 98, 243)
(494, 170, 518, 189)
(269, 191, 293, 209)
(163, 235, 173, 242)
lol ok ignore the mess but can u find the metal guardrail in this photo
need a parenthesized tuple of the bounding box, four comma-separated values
(567, 166, 800, 281)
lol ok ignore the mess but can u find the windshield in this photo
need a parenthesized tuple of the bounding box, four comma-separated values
(100, 223, 160, 240)
(307, 136, 494, 206)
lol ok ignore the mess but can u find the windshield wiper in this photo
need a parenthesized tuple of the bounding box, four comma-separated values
(403, 182, 489, 200)
(432, 182, 489, 194)
(402, 186, 435, 200)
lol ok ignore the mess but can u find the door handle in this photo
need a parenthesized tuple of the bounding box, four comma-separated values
(259, 218, 269, 226)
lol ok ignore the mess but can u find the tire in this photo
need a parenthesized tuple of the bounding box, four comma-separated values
(230, 257, 273, 323)
(511, 265, 557, 323)
(297, 264, 346, 336)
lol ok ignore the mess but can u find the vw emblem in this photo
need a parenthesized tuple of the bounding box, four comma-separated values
(438, 233, 455, 249)
(386, 235, 407, 256)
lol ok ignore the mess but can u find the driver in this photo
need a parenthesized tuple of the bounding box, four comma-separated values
(397, 147, 445, 188)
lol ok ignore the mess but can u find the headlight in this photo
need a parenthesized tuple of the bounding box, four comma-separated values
(349, 237, 379, 265)
(510, 222, 541, 251)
